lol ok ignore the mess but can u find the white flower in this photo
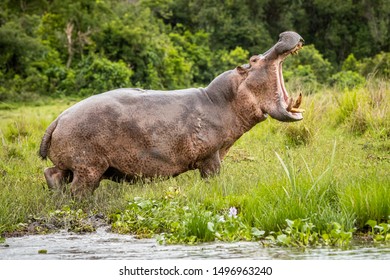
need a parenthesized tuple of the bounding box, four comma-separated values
(228, 207, 238, 218)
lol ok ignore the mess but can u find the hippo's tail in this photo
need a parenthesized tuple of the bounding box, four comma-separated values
(39, 119, 58, 160)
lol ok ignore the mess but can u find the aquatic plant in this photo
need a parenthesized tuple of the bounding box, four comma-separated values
(111, 196, 358, 247)
(111, 196, 252, 243)
(320, 222, 355, 247)
(272, 218, 320, 247)
(366, 219, 390, 242)
(111, 196, 184, 238)
(263, 219, 354, 248)
(46, 206, 95, 233)
(228, 207, 238, 218)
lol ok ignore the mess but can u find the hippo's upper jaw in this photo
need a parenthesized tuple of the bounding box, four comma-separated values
(259, 31, 305, 122)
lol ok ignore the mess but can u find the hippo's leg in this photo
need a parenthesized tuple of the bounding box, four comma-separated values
(198, 151, 221, 178)
(70, 164, 108, 198)
(43, 167, 72, 191)
(102, 167, 133, 183)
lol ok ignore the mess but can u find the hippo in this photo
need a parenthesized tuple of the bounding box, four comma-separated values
(40, 31, 305, 198)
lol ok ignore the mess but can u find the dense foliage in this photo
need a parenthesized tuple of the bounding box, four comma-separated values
(0, 0, 389, 101)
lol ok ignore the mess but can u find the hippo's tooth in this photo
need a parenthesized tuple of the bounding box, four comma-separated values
(289, 108, 305, 113)
(291, 49, 300, 55)
(286, 97, 294, 111)
(293, 93, 302, 108)
(288, 93, 305, 114)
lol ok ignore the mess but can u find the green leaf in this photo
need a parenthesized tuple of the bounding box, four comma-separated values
(374, 235, 384, 242)
(374, 225, 384, 232)
(286, 219, 294, 228)
(366, 220, 377, 229)
(322, 233, 329, 241)
(207, 222, 215, 232)
(251, 227, 265, 237)
(277, 234, 290, 245)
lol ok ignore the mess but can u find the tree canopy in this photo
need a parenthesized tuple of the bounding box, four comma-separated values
(0, 0, 389, 100)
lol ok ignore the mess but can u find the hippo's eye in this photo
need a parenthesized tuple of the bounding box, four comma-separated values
(250, 56, 259, 63)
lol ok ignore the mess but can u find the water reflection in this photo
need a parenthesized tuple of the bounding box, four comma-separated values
(1, 228, 389, 260)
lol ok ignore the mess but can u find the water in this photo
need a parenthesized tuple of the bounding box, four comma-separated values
(1, 227, 389, 260)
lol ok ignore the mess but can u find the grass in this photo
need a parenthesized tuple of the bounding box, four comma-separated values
(0, 79, 389, 246)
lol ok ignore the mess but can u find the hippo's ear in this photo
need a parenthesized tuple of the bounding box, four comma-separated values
(236, 66, 248, 76)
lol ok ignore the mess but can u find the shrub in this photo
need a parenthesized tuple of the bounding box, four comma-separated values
(169, 29, 213, 85)
(283, 44, 333, 91)
(359, 52, 390, 78)
(342, 54, 360, 72)
(216, 46, 249, 70)
(63, 56, 133, 96)
(329, 71, 366, 90)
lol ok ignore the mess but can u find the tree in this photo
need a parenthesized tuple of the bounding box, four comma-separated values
(0, 0, 389, 101)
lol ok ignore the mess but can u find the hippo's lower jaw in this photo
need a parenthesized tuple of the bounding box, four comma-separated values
(268, 40, 305, 122)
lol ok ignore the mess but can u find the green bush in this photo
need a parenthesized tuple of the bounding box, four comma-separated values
(359, 52, 390, 78)
(68, 56, 133, 96)
(169, 29, 213, 85)
(283, 45, 333, 94)
(212, 46, 249, 76)
(342, 54, 360, 72)
(0, 19, 51, 100)
(330, 71, 366, 90)
(284, 45, 333, 83)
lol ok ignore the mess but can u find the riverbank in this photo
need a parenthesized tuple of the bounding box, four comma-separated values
(2, 227, 389, 260)
(0, 80, 389, 247)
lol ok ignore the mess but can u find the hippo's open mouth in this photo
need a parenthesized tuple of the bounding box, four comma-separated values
(260, 32, 305, 122)
(276, 40, 305, 121)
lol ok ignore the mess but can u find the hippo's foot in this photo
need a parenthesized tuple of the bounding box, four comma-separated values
(44, 167, 73, 191)
(70, 165, 108, 199)
(198, 152, 221, 178)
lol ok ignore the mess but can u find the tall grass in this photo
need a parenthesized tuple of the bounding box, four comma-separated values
(0, 80, 389, 242)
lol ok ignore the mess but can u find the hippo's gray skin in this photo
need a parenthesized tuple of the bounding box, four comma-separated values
(40, 31, 305, 198)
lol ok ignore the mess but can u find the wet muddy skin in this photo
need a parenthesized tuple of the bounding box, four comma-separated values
(1, 228, 389, 260)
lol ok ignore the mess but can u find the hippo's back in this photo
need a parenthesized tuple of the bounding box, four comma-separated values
(44, 87, 214, 176)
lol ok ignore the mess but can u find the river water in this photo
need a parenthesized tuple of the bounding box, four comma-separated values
(1, 227, 389, 260)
